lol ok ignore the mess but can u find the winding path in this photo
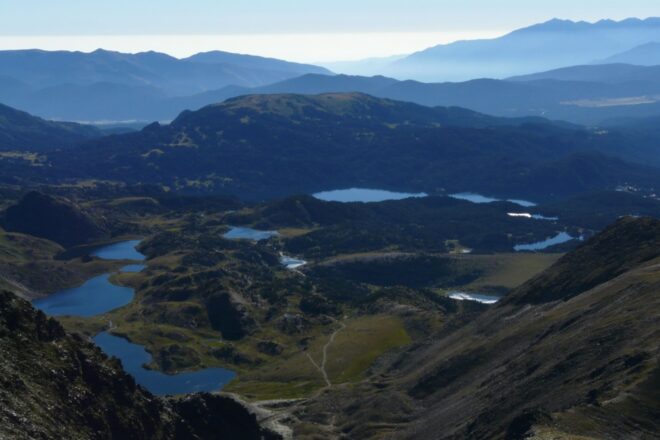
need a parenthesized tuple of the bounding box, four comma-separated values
(244, 317, 348, 438)
(307, 319, 347, 387)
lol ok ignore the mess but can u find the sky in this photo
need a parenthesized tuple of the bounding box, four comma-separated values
(0, 0, 658, 62)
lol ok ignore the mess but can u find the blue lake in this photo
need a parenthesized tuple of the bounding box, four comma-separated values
(34, 240, 145, 317)
(514, 232, 575, 251)
(36, 239, 236, 394)
(33, 274, 135, 317)
(91, 240, 146, 261)
(314, 188, 427, 203)
(450, 192, 537, 208)
(223, 226, 279, 241)
(94, 332, 236, 396)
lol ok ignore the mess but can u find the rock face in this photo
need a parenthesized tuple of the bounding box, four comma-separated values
(206, 291, 256, 341)
(393, 217, 660, 439)
(296, 217, 660, 439)
(1, 191, 105, 248)
(0, 290, 279, 440)
(506, 216, 660, 304)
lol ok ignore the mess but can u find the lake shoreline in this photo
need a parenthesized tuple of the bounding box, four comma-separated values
(34, 239, 238, 395)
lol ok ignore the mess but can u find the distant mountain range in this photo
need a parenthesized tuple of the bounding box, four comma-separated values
(2, 18, 660, 125)
(596, 41, 660, 65)
(173, 63, 660, 126)
(5, 62, 660, 126)
(508, 63, 660, 83)
(0, 49, 330, 95)
(381, 18, 660, 81)
(4, 93, 658, 201)
(0, 49, 331, 121)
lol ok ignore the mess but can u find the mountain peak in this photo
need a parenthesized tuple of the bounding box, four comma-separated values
(517, 17, 607, 33)
(183, 51, 332, 75)
(531, 16, 660, 29)
(389, 16, 660, 82)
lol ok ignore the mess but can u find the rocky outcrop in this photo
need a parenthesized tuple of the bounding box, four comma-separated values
(206, 291, 256, 341)
(0, 290, 279, 440)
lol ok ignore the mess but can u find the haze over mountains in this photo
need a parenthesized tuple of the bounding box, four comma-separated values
(0, 49, 330, 94)
(213, 63, 660, 125)
(2, 16, 660, 198)
(381, 18, 660, 81)
(598, 41, 660, 65)
(1, 17, 660, 124)
(0, 49, 329, 121)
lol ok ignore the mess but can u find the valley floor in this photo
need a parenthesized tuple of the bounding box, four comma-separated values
(1, 189, 658, 439)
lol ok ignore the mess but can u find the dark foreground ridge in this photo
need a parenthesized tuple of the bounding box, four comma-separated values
(0, 290, 280, 440)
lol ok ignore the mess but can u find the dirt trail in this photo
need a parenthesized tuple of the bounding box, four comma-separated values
(244, 317, 348, 438)
(307, 319, 347, 387)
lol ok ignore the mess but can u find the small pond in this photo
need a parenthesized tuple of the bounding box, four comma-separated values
(514, 232, 576, 252)
(313, 188, 427, 203)
(448, 291, 501, 304)
(223, 226, 279, 241)
(450, 192, 536, 208)
(280, 254, 307, 269)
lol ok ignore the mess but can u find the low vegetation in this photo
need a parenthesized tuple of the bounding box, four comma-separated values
(0, 179, 657, 439)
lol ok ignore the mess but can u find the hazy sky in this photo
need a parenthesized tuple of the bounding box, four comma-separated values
(0, 0, 657, 61)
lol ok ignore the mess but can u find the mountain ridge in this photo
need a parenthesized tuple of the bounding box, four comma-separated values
(0, 48, 330, 96)
(597, 41, 660, 65)
(211, 70, 660, 127)
(385, 17, 660, 81)
(296, 216, 660, 439)
(28, 93, 660, 200)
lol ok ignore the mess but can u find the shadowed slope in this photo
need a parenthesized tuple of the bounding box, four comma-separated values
(297, 217, 660, 439)
(0, 290, 280, 439)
